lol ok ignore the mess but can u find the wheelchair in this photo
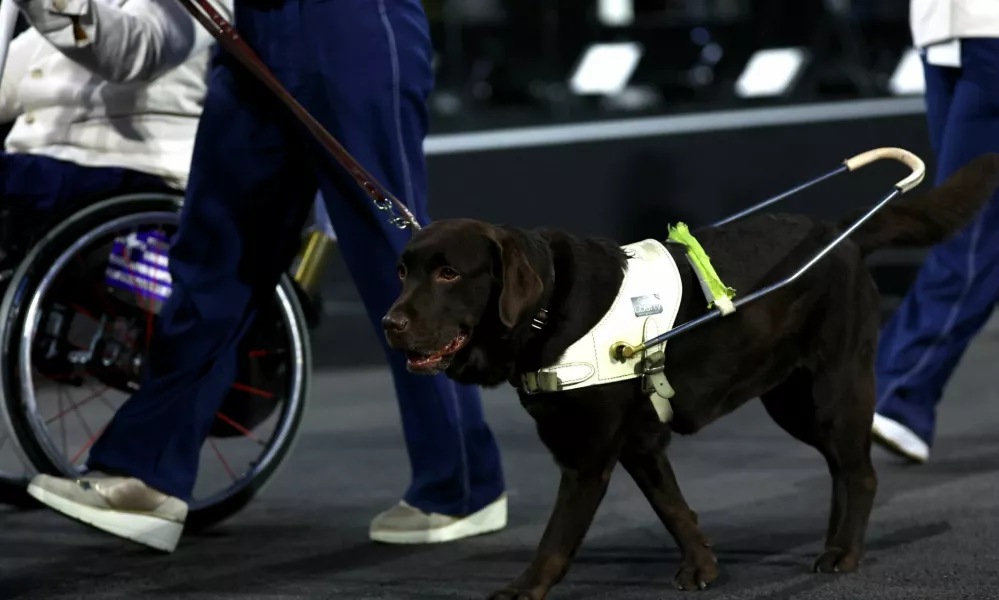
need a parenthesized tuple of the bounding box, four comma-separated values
(0, 191, 335, 529)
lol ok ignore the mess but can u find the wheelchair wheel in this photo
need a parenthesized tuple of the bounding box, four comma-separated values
(0, 211, 37, 506)
(0, 194, 311, 529)
(0, 436, 34, 507)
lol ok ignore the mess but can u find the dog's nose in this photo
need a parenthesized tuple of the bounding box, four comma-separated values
(382, 313, 409, 333)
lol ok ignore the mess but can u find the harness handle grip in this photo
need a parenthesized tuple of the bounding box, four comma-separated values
(843, 147, 926, 194)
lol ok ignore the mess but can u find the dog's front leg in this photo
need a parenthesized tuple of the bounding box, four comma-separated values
(488, 462, 615, 600)
(620, 449, 718, 590)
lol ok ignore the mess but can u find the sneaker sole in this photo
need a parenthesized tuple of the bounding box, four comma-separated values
(370, 495, 508, 545)
(27, 483, 184, 552)
(871, 416, 929, 464)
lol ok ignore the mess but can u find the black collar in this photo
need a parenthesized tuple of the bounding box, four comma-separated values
(528, 265, 556, 333)
(530, 307, 549, 331)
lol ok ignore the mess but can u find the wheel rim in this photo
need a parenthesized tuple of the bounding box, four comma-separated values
(15, 210, 306, 510)
(1, 265, 33, 486)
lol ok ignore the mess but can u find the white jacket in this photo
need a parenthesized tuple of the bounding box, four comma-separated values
(911, 0, 999, 48)
(2, 0, 233, 190)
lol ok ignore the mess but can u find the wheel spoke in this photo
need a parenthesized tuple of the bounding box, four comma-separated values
(70, 424, 106, 465)
(57, 386, 68, 458)
(96, 391, 119, 415)
(215, 412, 265, 446)
(45, 385, 110, 425)
(68, 388, 97, 452)
(145, 302, 155, 348)
(208, 439, 237, 482)
(231, 382, 275, 399)
(76, 252, 117, 319)
(71, 303, 93, 319)
(248, 348, 285, 358)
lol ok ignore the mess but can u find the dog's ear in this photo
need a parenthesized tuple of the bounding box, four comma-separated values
(486, 227, 545, 329)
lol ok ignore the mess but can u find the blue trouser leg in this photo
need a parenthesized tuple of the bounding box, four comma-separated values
(875, 38, 999, 445)
(303, 0, 504, 517)
(89, 0, 505, 514)
(87, 50, 319, 499)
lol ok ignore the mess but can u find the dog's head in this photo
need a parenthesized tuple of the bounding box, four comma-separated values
(382, 218, 551, 382)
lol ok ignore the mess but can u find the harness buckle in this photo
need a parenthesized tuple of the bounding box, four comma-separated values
(521, 370, 560, 395)
(640, 350, 666, 395)
(642, 350, 666, 372)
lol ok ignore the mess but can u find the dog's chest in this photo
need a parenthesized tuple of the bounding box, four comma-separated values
(520, 239, 684, 415)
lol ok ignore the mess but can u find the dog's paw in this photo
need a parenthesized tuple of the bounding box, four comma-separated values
(674, 553, 719, 591)
(813, 548, 861, 574)
(487, 587, 542, 600)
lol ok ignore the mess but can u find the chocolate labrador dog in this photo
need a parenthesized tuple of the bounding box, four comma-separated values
(382, 154, 999, 599)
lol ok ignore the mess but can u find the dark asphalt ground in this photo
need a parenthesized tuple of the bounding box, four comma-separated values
(3, 319, 999, 600)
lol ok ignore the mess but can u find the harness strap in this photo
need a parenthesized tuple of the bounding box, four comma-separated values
(521, 364, 593, 393)
(640, 316, 675, 422)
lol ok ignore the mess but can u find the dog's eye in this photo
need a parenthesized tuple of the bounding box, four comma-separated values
(436, 267, 460, 282)
(397, 264, 408, 280)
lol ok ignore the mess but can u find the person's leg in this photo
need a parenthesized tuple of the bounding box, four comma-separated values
(874, 38, 999, 461)
(0, 152, 174, 286)
(85, 57, 316, 497)
(28, 35, 317, 550)
(0, 152, 171, 213)
(0, 152, 171, 252)
(303, 0, 505, 541)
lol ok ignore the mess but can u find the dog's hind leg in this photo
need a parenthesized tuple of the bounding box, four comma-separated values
(808, 359, 878, 573)
(619, 437, 718, 590)
(761, 364, 878, 574)
(760, 370, 841, 542)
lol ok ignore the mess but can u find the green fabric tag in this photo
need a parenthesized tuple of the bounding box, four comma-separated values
(667, 222, 736, 309)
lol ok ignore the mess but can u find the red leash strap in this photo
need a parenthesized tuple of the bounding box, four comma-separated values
(174, 0, 422, 231)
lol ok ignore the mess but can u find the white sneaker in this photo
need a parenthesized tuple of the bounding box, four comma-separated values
(369, 493, 508, 544)
(28, 473, 188, 552)
(872, 414, 930, 464)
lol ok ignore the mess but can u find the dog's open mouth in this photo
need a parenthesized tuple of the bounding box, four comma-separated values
(405, 332, 469, 372)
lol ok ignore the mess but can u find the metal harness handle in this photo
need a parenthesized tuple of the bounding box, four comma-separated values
(173, 0, 422, 232)
(611, 146, 928, 360)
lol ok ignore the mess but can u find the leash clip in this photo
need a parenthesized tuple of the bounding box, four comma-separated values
(372, 195, 416, 230)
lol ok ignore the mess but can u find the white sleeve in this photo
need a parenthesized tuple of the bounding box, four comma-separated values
(15, 0, 234, 83)
(0, 31, 39, 123)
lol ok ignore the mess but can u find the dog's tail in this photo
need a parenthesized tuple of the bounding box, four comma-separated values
(841, 153, 999, 256)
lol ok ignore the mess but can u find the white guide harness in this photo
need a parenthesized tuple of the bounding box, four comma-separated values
(519, 239, 692, 423)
